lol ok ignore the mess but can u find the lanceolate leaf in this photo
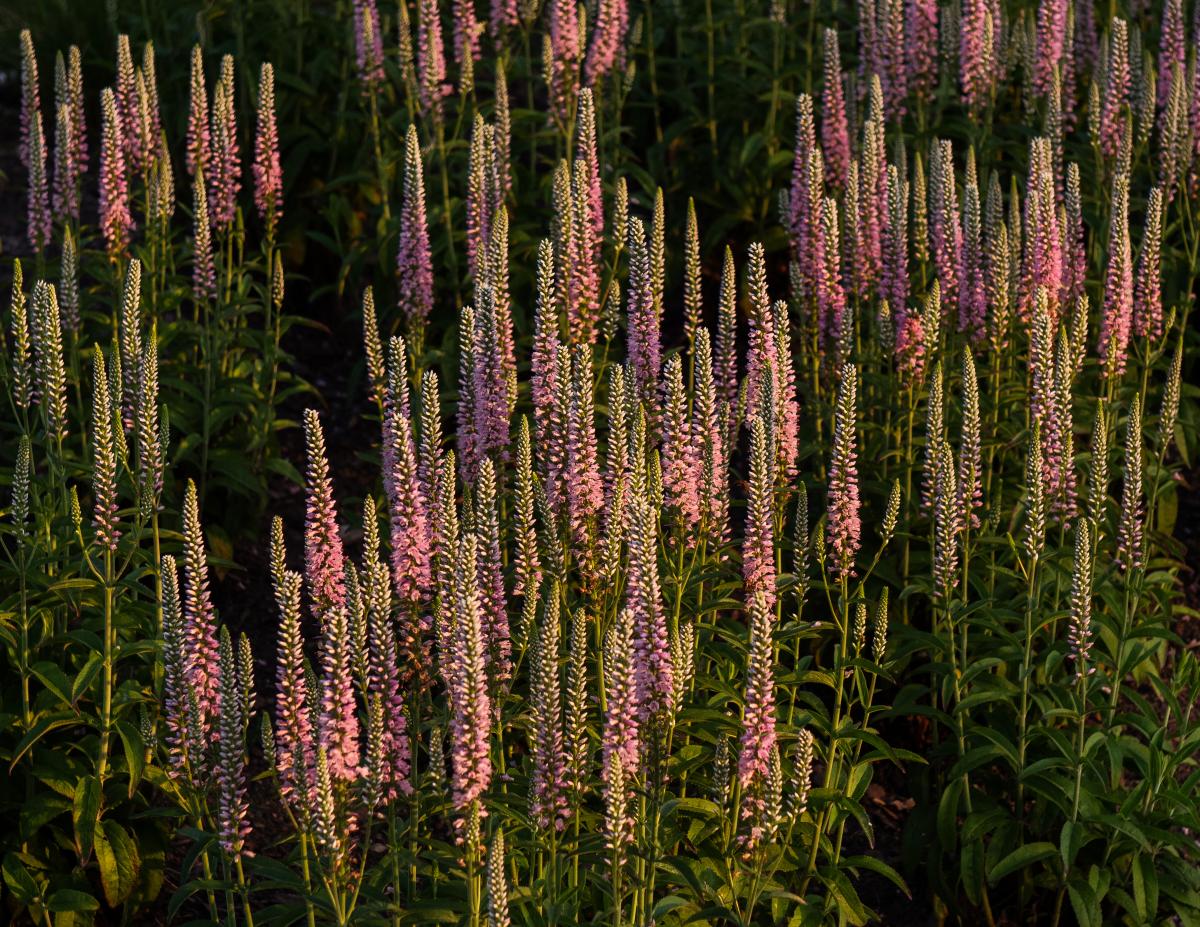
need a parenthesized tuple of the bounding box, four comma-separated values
(72, 776, 102, 861)
(95, 820, 140, 908)
(989, 843, 1058, 884)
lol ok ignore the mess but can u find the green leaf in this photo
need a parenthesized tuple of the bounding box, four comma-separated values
(1021, 756, 1069, 781)
(1068, 876, 1101, 927)
(115, 722, 145, 797)
(72, 776, 102, 861)
(822, 868, 869, 926)
(661, 797, 721, 820)
(937, 778, 962, 851)
(47, 889, 100, 913)
(395, 898, 461, 923)
(31, 662, 74, 707)
(835, 725, 921, 765)
(20, 792, 71, 834)
(989, 842, 1058, 883)
(95, 820, 140, 907)
(1132, 854, 1159, 923)
(650, 895, 688, 919)
(10, 712, 82, 770)
(167, 878, 226, 922)
(71, 653, 103, 705)
(1060, 821, 1079, 870)
(2, 853, 41, 904)
(48, 578, 98, 593)
(831, 793, 875, 847)
(263, 456, 304, 487)
(842, 855, 910, 897)
(962, 839, 985, 905)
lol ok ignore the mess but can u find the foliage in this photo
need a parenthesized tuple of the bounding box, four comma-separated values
(3, 0, 1200, 923)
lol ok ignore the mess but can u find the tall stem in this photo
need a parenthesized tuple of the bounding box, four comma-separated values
(1015, 552, 1039, 835)
(96, 549, 115, 783)
(644, 0, 663, 143)
(434, 118, 462, 307)
(234, 854, 255, 927)
(800, 574, 850, 893)
(369, 88, 392, 221)
(704, 0, 717, 157)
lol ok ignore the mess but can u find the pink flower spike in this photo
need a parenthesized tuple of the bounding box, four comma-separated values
(66, 47, 88, 174)
(1099, 20, 1129, 161)
(548, 0, 581, 118)
(625, 217, 660, 405)
(743, 416, 777, 611)
(490, 0, 519, 37)
(817, 196, 846, 349)
(471, 287, 512, 470)
(160, 557, 200, 784)
(99, 88, 133, 258)
(319, 604, 362, 781)
(1158, 0, 1185, 108)
(905, 0, 938, 103)
(25, 107, 50, 251)
(626, 484, 674, 720)
(660, 354, 702, 531)
(446, 535, 493, 810)
(452, 0, 481, 64)
(788, 94, 817, 296)
(192, 168, 217, 303)
(1032, 0, 1066, 97)
(140, 43, 162, 153)
(19, 30, 41, 172)
(274, 571, 315, 812)
(466, 115, 495, 280)
(585, 0, 629, 85)
(826, 364, 861, 579)
(253, 63, 283, 239)
(186, 46, 209, 177)
(208, 58, 241, 233)
(566, 344, 604, 552)
(363, 535, 412, 798)
(182, 479, 221, 732)
(474, 459, 512, 685)
(353, 0, 387, 89)
(529, 592, 569, 831)
(417, 0, 449, 121)
(960, 0, 996, 115)
(115, 36, 141, 168)
(52, 101, 81, 224)
(303, 409, 347, 621)
(91, 350, 120, 552)
(602, 607, 639, 856)
(930, 139, 962, 313)
(1099, 175, 1133, 376)
(384, 340, 434, 610)
(1133, 187, 1163, 342)
(215, 628, 252, 856)
(738, 590, 778, 851)
(397, 125, 435, 328)
(1019, 138, 1062, 321)
(575, 90, 605, 262)
(820, 29, 851, 192)
(958, 156, 986, 343)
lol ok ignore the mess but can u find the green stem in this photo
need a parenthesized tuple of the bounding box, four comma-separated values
(434, 118, 461, 308)
(704, 0, 717, 157)
(96, 549, 115, 783)
(369, 87, 392, 221)
(644, 0, 663, 143)
(799, 574, 851, 894)
(234, 854, 255, 927)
